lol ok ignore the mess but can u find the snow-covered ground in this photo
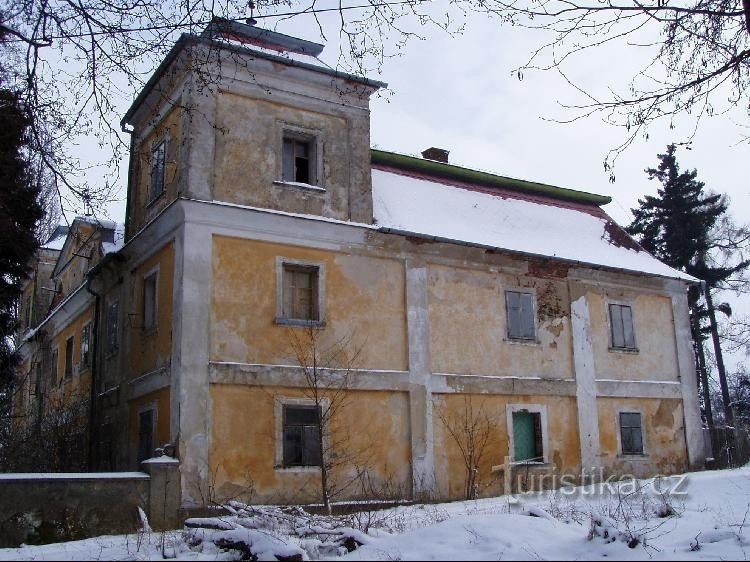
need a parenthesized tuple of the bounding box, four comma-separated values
(2, 467, 749, 561)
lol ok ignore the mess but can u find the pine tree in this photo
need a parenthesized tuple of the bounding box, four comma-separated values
(627, 144, 750, 428)
(0, 87, 44, 382)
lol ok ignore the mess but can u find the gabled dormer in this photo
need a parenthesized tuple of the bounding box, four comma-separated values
(49, 218, 124, 309)
(121, 18, 386, 239)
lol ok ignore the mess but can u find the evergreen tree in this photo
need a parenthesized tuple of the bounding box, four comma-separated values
(627, 145, 750, 428)
(0, 87, 44, 382)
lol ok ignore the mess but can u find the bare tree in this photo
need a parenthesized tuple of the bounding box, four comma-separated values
(435, 395, 496, 500)
(285, 326, 374, 514)
(477, 0, 750, 175)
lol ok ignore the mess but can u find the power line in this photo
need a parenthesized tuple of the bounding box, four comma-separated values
(0, 1, 428, 44)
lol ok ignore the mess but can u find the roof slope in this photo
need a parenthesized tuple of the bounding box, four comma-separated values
(371, 166, 694, 282)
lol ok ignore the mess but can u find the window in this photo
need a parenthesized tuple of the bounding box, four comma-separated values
(148, 140, 166, 202)
(619, 412, 644, 455)
(49, 347, 58, 386)
(282, 135, 315, 185)
(282, 264, 320, 322)
(33, 362, 41, 396)
(64, 336, 74, 379)
(137, 409, 155, 463)
(505, 290, 535, 340)
(142, 270, 158, 332)
(512, 410, 544, 463)
(80, 323, 91, 369)
(24, 295, 32, 328)
(106, 299, 119, 354)
(282, 405, 322, 468)
(609, 303, 636, 349)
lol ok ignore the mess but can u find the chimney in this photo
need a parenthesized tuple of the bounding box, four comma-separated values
(421, 147, 449, 163)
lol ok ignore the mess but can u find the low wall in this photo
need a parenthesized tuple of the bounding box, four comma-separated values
(0, 457, 181, 547)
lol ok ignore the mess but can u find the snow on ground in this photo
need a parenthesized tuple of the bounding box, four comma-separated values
(1, 467, 749, 561)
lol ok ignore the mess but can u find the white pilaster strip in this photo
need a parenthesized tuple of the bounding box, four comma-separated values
(571, 294, 601, 473)
(405, 259, 434, 497)
(175, 217, 213, 507)
(670, 289, 706, 468)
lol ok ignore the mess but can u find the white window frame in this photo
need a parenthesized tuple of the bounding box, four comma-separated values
(148, 138, 167, 204)
(616, 409, 648, 458)
(142, 265, 159, 333)
(504, 287, 538, 342)
(606, 299, 638, 352)
(507, 404, 549, 465)
(276, 123, 324, 190)
(274, 396, 328, 473)
(275, 257, 326, 327)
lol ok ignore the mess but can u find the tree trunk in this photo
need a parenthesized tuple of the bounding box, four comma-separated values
(704, 287, 734, 426)
(692, 323, 714, 430)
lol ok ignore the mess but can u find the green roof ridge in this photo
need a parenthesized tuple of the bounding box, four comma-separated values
(371, 149, 612, 207)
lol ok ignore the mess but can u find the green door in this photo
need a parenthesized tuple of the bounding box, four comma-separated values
(513, 412, 536, 462)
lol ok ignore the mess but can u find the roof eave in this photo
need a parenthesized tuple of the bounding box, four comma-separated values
(122, 34, 387, 128)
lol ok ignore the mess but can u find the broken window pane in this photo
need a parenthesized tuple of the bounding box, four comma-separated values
(282, 136, 314, 184)
(282, 264, 319, 321)
(283, 405, 322, 467)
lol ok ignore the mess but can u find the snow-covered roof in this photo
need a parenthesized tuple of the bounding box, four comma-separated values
(41, 225, 69, 251)
(371, 166, 694, 282)
(102, 222, 125, 255)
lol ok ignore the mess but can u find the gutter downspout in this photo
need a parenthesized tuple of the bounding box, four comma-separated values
(85, 275, 102, 471)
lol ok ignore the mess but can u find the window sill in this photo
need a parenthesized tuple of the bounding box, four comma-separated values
(275, 317, 326, 329)
(609, 347, 639, 355)
(504, 337, 540, 347)
(509, 461, 549, 468)
(618, 453, 649, 461)
(273, 180, 325, 193)
(274, 465, 321, 473)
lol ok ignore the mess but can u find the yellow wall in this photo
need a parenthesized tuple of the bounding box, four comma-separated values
(210, 236, 408, 371)
(432, 393, 581, 498)
(128, 106, 182, 235)
(209, 385, 412, 504)
(428, 265, 574, 378)
(597, 397, 688, 478)
(588, 292, 679, 381)
(128, 242, 174, 379)
(48, 306, 95, 402)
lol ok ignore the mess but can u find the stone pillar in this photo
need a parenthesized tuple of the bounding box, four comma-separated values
(405, 259, 435, 498)
(670, 287, 706, 469)
(142, 455, 182, 530)
(570, 292, 601, 475)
